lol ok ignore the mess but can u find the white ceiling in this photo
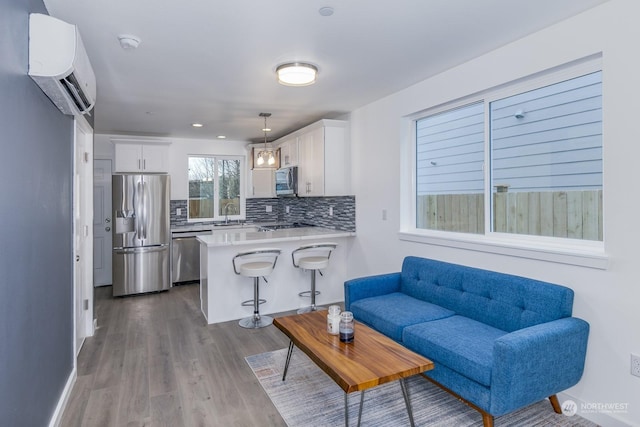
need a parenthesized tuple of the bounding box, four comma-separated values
(43, 0, 607, 143)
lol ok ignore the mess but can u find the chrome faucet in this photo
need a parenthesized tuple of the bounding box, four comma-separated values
(223, 203, 234, 224)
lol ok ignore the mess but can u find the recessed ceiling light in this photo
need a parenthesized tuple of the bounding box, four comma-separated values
(276, 62, 318, 86)
(217, 135, 226, 139)
(192, 123, 203, 128)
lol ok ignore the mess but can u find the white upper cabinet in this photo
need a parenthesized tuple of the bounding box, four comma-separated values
(298, 127, 325, 196)
(112, 139, 170, 173)
(279, 136, 299, 167)
(249, 168, 276, 198)
(277, 119, 349, 197)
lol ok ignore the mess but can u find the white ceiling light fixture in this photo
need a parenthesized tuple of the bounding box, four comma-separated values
(276, 62, 318, 87)
(118, 34, 141, 50)
(192, 123, 203, 128)
(256, 113, 276, 166)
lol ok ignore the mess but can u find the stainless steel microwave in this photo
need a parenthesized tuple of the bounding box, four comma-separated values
(275, 166, 298, 196)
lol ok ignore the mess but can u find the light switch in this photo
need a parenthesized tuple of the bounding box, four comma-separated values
(266, 205, 272, 212)
(176, 208, 182, 216)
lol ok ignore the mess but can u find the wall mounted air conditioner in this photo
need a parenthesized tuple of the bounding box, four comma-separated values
(28, 13, 96, 116)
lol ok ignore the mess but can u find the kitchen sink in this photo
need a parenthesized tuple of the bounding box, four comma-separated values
(258, 222, 313, 232)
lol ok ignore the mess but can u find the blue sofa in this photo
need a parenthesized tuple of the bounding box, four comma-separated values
(344, 256, 589, 427)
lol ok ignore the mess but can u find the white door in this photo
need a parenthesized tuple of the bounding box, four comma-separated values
(74, 117, 94, 356)
(93, 159, 112, 286)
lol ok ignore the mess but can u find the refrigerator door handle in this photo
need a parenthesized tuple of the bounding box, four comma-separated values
(114, 245, 168, 255)
(143, 180, 149, 240)
(135, 181, 143, 240)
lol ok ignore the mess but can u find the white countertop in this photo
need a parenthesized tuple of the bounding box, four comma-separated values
(197, 226, 355, 247)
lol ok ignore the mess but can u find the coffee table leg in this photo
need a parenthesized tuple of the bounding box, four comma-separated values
(400, 378, 415, 427)
(357, 390, 365, 427)
(282, 341, 294, 381)
(344, 393, 349, 427)
(343, 390, 365, 427)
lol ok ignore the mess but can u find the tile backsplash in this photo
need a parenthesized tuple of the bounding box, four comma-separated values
(171, 196, 355, 231)
(170, 199, 188, 224)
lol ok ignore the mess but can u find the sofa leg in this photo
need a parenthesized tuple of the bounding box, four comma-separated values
(549, 394, 562, 414)
(482, 412, 494, 427)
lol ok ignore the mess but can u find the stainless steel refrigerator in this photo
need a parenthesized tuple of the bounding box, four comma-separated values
(112, 173, 170, 297)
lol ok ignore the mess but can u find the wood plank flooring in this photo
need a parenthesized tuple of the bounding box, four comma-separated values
(61, 284, 291, 427)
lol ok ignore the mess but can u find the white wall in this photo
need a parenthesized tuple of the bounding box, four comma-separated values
(348, 1, 639, 425)
(94, 134, 249, 199)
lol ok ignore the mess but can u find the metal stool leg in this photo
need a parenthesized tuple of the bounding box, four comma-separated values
(253, 276, 260, 320)
(297, 269, 326, 314)
(310, 270, 318, 310)
(239, 277, 273, 328)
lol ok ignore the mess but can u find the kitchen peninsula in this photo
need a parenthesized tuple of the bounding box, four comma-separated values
(197, 226, 355, 324)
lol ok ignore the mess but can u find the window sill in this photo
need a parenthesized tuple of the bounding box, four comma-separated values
(398, 230, 609, 270)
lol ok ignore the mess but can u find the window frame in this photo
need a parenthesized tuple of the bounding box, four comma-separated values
(401, 58, 608, 269)
(187, 154, 246, 222)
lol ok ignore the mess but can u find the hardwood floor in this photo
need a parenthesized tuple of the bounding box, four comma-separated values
(61, 284, 291, 427)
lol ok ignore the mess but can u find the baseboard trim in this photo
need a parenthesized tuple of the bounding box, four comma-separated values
(48, 367, 77, 427)
(557, 391, 633, 427)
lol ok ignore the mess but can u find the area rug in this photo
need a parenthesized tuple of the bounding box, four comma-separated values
(246, 348, 598, 427)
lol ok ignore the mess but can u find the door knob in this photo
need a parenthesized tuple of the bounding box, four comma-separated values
(105, 226, 111, 232)
(105, 218, 111, 223)
(76, 255, 80, 262)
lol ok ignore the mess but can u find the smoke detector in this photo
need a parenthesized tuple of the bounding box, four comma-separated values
(118, 34, 141, 50)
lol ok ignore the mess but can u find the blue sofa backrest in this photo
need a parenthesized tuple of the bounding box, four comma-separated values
(400, 257, 574, 332)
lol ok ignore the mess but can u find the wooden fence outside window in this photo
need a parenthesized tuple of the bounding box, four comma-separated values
(417, 190, 602, 241)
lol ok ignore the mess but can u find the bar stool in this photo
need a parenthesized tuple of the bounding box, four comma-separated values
(292, 243, 337, 314)
(233, 248, 281, 328)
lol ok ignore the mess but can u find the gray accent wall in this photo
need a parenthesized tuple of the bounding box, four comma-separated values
(0, 1, 75, 426)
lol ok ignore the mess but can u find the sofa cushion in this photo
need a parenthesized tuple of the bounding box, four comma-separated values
(350, 292, 455, 342)
(403, 315, 508, 387)
(400, 256, 574, 332)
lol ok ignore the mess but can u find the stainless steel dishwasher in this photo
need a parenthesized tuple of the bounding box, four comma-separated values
(171, 229, 211, 284)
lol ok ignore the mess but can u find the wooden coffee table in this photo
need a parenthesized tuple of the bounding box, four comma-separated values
(273, 311, 434, 426)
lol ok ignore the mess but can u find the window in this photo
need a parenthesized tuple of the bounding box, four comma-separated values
(416, 102, 485, 234)
(188, 156, 244, 221)
(414, 68, 602, 243)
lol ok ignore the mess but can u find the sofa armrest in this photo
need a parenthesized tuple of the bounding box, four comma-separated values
(344, 272, 401, 310)
(490, 317, 589, 416)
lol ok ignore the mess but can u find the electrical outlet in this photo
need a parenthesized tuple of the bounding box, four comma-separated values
(176, 208, 182, 216)
(631, 354, 640, 377)
(329, 206, 333, 216)
(266, 205, 272, 213)
(286, 206, 290, 214)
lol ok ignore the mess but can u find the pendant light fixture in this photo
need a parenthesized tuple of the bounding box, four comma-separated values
(257, 113, 275, 166)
